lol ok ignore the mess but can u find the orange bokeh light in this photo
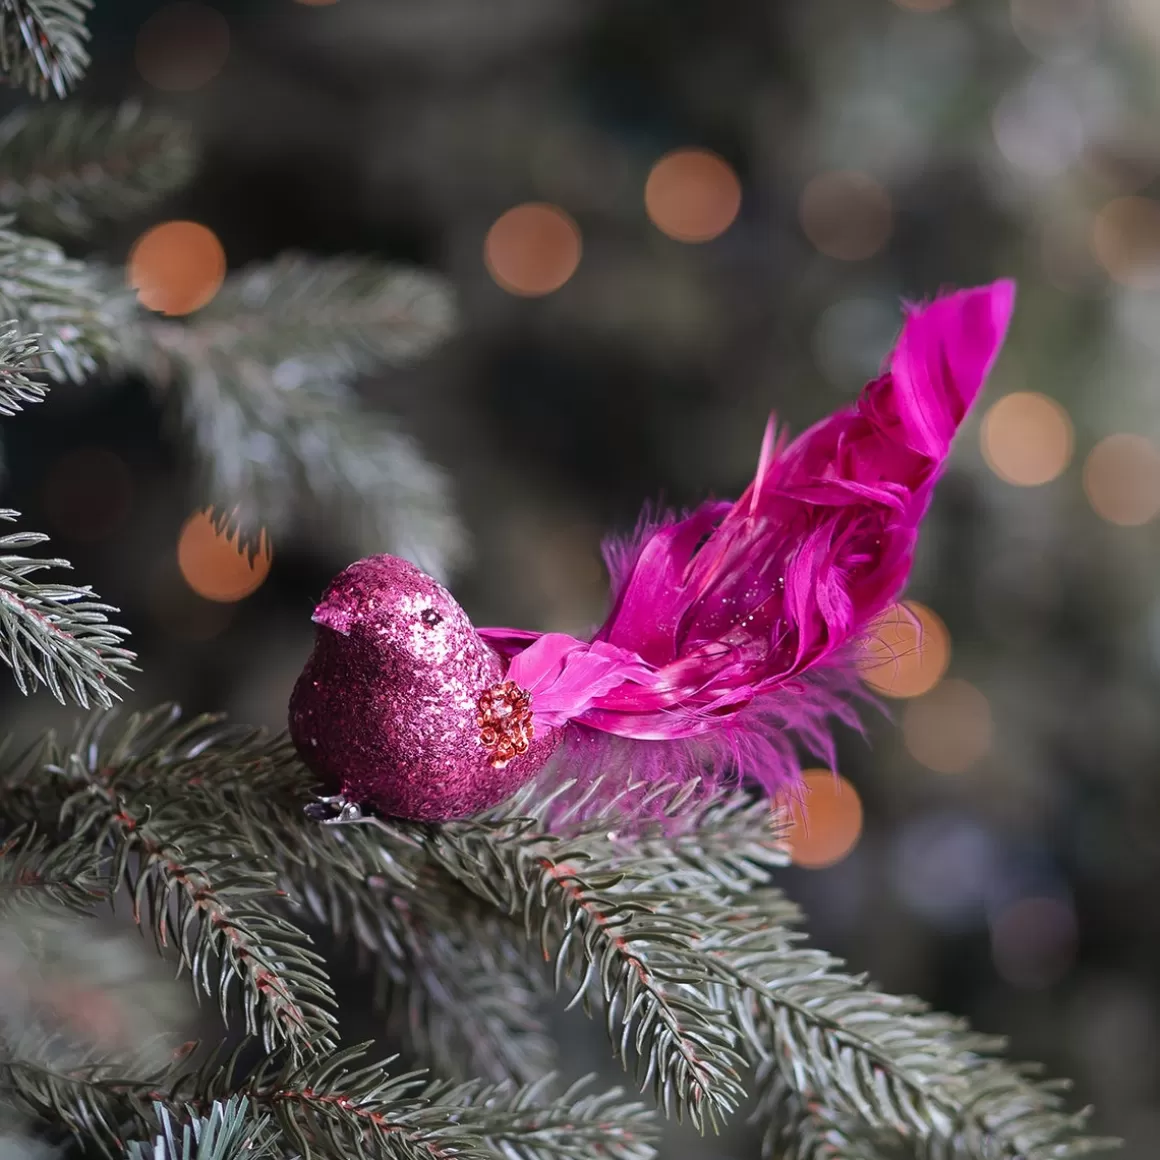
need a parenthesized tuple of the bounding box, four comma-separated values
(902, 678, 992, 774)
(800, 171, 893, 261)
(177, 512, 271, 603)
(644, 148, 742, 243)
(980, 392, 1074, 487)
(136, 3, 230, 92)
(128, 221, 226, 316)
(484, 203, 582, 297)
(780, 770, 863, 870)
(1083, 434, 1160, 526)
(1091, 197, 1160, 289)
(858, 601, 950, 699)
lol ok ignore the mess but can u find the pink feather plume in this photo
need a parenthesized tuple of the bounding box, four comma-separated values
(481, 280, 1016, 805)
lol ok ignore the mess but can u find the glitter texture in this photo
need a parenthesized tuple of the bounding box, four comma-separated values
(290, 283, 1015, 824)
(289, 556, 560, 820)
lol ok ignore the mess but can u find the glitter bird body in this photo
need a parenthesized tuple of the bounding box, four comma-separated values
(290, 281, 1016, 822)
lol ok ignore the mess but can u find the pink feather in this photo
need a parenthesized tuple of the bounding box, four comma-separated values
(483, 280, 1016, 805)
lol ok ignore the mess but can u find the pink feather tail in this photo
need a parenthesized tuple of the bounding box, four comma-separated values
(490, 280, 1016, 806)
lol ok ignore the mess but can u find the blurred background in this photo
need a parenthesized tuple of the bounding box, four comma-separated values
(1, 0, 1159, 1156)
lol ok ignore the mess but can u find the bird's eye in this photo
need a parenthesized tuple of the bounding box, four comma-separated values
(420, 608, 443, 627)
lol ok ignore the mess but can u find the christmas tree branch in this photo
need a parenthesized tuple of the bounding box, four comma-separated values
(125, 1097, 278, 1160)
(0, 511, 134, 707)
(755, 1072, 911, 1160)
(22, 708, 555, 1086)
(377, 881, 556, 1085)
(0, 0, 90, 99)
(50, 775, 338, 1061)
(0, 825, 106, 915)
(0, 102, 196, 239)
(4, 1046, 658, 1160)
(0, 221, 116, 381)
(119, 255, 463, 576)
(0, 325, 45, 415)
(417, 817, 749, 1132)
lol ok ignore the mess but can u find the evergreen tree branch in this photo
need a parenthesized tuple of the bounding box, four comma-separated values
(3, 1047, 658, 1160)
(0, 825, 105, 914)
(183, 253, 455, 374)
(0, 221, 116, 381)
(50, 775, 338, 1062)
(0, 0, 90, 99)
(130, 256, 463, 577)
(754, 1072, 910, 1160)
(0, 326, 44, 415)
(416, 817, 748, 1132)
(0, 103, 196, 239)
(377, 880, 556, 1086)
(125, 1098, 277, 1160)
(18, 707, 554, 1087)
(686, 892, 1117, 1160)
(0, 511, 134, 707)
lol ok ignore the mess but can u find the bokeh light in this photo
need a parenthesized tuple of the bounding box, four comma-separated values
(1083, 434, 1160, 526)
(799, 171, 893, 261)
(136, 3, 230, 92)
(127, 221, 226, 316)
(484, 203, 582, 297)
(1091, 197, 1160, 289)
(42, 448, 133, 544)
(980, 392, 1074, 486)
(858, 601, 951, 698)
(177, 512, 271, 603)
(780, 770, 863, 870)
(991, 897, 1078, 990)
(902, 678, 993, 774)
(644, 148, 741, 243)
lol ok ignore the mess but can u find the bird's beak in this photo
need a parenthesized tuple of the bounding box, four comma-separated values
(312, 601, 353, 636)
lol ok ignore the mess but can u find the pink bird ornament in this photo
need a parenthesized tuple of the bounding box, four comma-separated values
(290, 281, 1016, 824)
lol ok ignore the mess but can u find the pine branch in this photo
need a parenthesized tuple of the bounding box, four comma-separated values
(0, 325, 44, 414)
(0, 103, 196, 239)
(689, 893, 1117, 1160)
(0, 221, 116, 381)
(0, 511, 134, 707)
(126, 256, 464, 577)
(17, 706, 554, 1086)
(416, 816, 748, 1132)
(0, 825, 105, 914)
(185, 253, 455, 373)
(246, 1051, 658, 1160)
(125, 1098, 277, 1160)
(755, 1072, 910, 1160)
(0, 1, 90, 99)
(378, 882, 556, 1086)
(51, 777, 338, 1062)
(3, 1046, 658, 1160)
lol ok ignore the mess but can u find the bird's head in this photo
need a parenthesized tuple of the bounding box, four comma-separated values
(310, 555, 473, 668)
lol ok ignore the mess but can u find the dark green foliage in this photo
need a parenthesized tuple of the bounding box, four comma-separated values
(124, 1098, 277, 1160)
(0, 1, 90, 99)
(0, 102, 196, 238)
(0, 707, 1119, 1160)
(0, 510, 134, 707)
(0, 221, 117, 382)
(131, 256, 464, 576)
